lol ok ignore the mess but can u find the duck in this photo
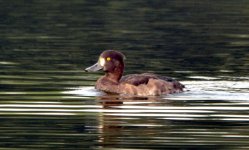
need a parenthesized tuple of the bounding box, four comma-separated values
(85, 50, 184, 96)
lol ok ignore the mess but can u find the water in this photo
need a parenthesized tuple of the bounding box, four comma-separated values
(1, 0, 249, 149)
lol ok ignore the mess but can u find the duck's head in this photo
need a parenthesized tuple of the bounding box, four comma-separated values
(85, 50, 126, 76)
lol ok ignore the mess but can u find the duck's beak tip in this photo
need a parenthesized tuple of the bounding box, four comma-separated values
(84, 62, 103, 72)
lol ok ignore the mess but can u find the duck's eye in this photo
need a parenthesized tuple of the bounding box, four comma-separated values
(106, 57, 111, 61)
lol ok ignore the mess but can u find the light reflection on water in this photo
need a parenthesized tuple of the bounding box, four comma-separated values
(1, 78, 249, 149)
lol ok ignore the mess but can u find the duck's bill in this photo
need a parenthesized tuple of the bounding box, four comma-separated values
(85, 62, 103, 72)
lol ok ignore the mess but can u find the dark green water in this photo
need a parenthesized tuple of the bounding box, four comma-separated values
(1, 0, 249, 149)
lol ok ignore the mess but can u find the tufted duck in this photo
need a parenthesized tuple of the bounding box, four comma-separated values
(85, 50, 184, 96)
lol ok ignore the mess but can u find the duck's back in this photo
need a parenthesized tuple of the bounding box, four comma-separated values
(119, 73, 184, 96)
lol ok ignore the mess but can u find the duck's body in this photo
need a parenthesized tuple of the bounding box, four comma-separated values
(85, 50, 184, 96)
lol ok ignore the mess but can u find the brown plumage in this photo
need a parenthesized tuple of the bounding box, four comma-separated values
(85, 50, 184, 96)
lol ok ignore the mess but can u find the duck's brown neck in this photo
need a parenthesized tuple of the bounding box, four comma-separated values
(105, 64, 124, 83)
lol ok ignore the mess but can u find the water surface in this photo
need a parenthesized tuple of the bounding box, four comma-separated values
(1, 0, 249, 149)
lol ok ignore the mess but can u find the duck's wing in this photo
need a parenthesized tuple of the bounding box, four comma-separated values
(144, 73, 185, 89)
(120, 73, 184, 87)
(120, 74, 152, 86)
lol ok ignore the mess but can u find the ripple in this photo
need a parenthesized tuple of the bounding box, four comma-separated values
(63, 86, 103, 97)
(0, 61, 19, 65)
(177, 80, 249, 101)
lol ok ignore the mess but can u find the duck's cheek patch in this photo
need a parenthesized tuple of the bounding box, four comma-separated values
(99, 57, 105, 66)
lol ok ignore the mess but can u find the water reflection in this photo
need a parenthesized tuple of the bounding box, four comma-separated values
(91, 94, 249, 149)
(1, 77, 249, 149)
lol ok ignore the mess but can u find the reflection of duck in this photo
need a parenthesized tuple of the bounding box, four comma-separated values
(85, 50, 184, 96)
